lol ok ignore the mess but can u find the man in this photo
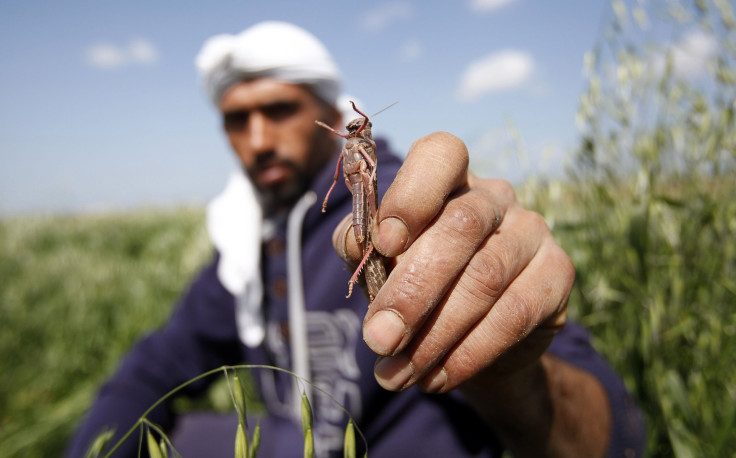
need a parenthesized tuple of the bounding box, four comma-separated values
(68, 21, 644, 457)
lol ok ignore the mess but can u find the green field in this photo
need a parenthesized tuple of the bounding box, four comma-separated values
(2, 2, 735, 456)
(521, 174, 736, 457)
(0, 208, 213, 457)
(1, 170, 735, 456)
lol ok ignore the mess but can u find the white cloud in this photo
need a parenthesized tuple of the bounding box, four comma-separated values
(362, 2, 413, 32)
(86, 38, 159, 69)
(649, 28, 718, 81)
(469, 0, 516, 12)
(399, 39, 423, 61)
(456, 50, 534, 102)
(128, 39, 158, 64)
(670, 28, 718, 79)
(86, 43, 127, 69)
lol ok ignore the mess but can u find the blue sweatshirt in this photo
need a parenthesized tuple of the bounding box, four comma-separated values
(67, 140, 645, 457)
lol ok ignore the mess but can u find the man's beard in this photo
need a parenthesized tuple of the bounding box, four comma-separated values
(246, 130, 337, 216)
(246, 158, 313, 215)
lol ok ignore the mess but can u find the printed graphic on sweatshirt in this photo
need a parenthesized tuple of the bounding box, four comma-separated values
(261, 308, 362, 456)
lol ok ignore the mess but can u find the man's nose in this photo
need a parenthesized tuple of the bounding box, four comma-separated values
(247, 112, 275, 154)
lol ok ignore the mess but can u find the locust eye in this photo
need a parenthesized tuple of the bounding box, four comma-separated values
(346, 118, 364, 132)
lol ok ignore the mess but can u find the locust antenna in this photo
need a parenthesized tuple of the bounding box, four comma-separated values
(370, 101, 399, 118)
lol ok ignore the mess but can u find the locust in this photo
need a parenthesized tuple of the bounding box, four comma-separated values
(316, 101, 387, 301)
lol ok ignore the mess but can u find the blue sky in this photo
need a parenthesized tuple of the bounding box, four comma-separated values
(0, 0, 611, 214)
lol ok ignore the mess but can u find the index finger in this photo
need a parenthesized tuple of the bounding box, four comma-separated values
(373, 132, 469, 257)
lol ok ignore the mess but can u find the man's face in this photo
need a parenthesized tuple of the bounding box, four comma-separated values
(219, 79, 340, 214)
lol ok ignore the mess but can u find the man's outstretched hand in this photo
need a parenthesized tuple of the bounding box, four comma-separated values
(333, 132, 612, 457)
(333, 131, 573, 392)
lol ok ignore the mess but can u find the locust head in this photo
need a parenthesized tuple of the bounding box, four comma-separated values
(346, 117, 372, 138)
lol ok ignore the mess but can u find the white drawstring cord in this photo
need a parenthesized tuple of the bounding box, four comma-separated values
(286, 191, 317, 419)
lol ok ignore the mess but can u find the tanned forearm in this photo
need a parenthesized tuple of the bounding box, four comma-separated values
(460, 353, 611, 457)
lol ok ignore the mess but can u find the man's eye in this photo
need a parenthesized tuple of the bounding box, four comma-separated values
(262, 102, 299, 121)
(223, 110, 248, 131)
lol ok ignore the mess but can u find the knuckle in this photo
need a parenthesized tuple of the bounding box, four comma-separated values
(448, 350, 480, 382)
(416, 132, 469, 165)
(441, 198, 488, 240)
(557, 245, 576, 286)
(523, 209, 550, 234)
(491, 288, 538, 338)
(464, 248, 508, 302)
(486, 178, 518, 207)
(548, 243, 576, 300)
(408, 132, 469, 184)
(391, 260, 438, 317)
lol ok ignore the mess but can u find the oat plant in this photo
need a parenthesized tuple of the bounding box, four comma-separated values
(82, 365, 366, 458)
(522, 0, 736, 456)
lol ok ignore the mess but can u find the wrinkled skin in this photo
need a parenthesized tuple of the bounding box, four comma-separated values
(333, 132, 612, 457)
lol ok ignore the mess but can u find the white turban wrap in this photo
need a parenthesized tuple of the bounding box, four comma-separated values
(195, 21, 342, 107)
(200, 22, 346, 348)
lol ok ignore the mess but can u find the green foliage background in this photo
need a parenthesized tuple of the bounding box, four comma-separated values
(1, 1, 735, 456)
(0, 209, 212, 457)
(523, 1, 736, 455)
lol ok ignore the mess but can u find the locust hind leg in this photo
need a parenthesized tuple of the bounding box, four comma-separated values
(356, 144, 378, 196)
(322, 153, 344, 212)
(346, 243, 377, 301)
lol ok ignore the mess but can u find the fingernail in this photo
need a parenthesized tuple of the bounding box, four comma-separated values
(364, 310, 406, 356)
(375, 217, 409, 257)
(333, 220, 361, 263)
(419, 367, 448, 393)
(374, 355, 414, 391)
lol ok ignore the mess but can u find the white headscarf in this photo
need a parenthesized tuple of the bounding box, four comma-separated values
(195, 21, 342, 107)
(199, 22, 343, 348)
